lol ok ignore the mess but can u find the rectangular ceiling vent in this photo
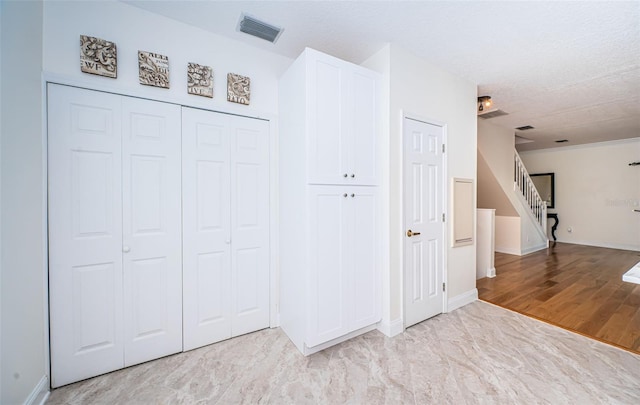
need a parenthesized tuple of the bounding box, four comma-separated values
(478, 109, 508, 119)
(516, 125, 535, 131)
(237, 13, 283, 43)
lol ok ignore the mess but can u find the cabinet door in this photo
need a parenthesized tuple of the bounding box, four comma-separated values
(307, 54, 350, 185)
(348, 187, 381, 330)
(122, 97, 182, 366)
(307, 186, 350, 347)
(48, 84, 124, 387)
(182, 107, 233, 351)
(349, 69, 378, 186)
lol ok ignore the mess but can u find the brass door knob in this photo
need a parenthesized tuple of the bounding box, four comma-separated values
(406, 229, 421, 237)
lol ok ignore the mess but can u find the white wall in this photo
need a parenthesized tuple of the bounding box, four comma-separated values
(1, 1, 47, 404)
(42, 0, 292, 117)
(520, 138, 640, 251)
(363, 45, 478, 328)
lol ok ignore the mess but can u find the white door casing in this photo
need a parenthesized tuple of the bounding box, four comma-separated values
(403, 117, 445, 328)
(121, 97, 182, 366)
(182, 107, 270, 351)
(48, 84, 124, 387)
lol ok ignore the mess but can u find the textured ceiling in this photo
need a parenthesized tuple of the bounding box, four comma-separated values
(124, 0, 640, 151)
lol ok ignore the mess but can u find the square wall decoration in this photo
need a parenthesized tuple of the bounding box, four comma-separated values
(138, 51, 170, 89)
(227, 73, 250, 105)
(80, 35, 117, 78)
(187, 63, 213, 98)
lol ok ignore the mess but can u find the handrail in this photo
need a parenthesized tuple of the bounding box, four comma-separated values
(514, 151, 547, 234)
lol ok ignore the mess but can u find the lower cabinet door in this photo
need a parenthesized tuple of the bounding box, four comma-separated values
(307, 186, 351, 347)
(348, 187, 381, 330)
(306, 186, 381, 348)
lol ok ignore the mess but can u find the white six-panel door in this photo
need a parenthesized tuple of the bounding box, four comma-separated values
(49, 84, 182, 387)
(403, 117, 444, 329)
(182, 107, 270, 351)
(121, 97, 182, 366)
(49, 85, 124, 388)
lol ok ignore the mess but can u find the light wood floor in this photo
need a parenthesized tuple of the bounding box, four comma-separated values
(477, 242, 640, 354)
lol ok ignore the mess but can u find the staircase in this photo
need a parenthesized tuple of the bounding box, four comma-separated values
(514, 151, 548, 241)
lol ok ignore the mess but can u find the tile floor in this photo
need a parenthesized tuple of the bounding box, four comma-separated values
(47, 301, 640, 404)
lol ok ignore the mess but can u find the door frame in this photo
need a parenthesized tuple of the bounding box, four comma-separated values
(41, 76, 279, 387)
(401, 111, 448, 329)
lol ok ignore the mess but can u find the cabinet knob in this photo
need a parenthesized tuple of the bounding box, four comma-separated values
(343, 173, 348, 178)
(343, 193, 348, 198)
(351, 174, 355, 178)
(122, 246, 131, 253)
(351, 193, 355, 198)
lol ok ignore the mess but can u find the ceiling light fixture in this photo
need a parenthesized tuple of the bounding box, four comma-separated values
(477, 96, 492, 112)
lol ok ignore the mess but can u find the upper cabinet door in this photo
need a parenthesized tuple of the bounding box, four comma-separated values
(349, 69, 378, 186)
(306, 51, 379, 186)
(307, 55, 349, 185)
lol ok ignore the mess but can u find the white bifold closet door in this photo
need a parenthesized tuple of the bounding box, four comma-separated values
(182, 107, 270, 351)
(48, 84, 182, 387)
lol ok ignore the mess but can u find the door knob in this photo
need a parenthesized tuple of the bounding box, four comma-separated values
(122, 246, 131, 253)
(406, 229, 421, 237)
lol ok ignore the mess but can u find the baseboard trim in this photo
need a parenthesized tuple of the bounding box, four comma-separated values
(521, 243, 547, 255)
(486, 267, 496, 278)
(448, 288, 478, 312)
(377, 317, 404, 337)
(25, 375, 49, 405)
(495, 246, 521, 256)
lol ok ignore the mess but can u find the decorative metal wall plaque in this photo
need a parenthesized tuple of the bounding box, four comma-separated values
(138, 51, 170, 89)
(227, 73, 250, 105)
(80, 35, 117, 78)
(187, 63, 213, 98)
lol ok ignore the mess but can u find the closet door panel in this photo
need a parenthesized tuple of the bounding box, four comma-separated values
(122, 98, 182, 365)
(230, 116, 270, 335)
(182, 107, 232, 350)
(48, 84, 124, 388)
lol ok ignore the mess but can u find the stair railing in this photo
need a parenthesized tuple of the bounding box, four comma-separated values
(514, 152, 547, 234)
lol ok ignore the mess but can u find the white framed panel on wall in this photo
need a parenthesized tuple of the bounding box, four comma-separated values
(452, 177, 474, 247)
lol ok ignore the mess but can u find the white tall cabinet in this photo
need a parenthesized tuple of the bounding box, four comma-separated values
(279, 48, 382, 355)
(48, 84, 182, 387)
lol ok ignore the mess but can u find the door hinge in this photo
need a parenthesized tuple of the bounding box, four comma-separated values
(442, 144, 445, 153)
(442, 282, 446, 292)
(442, 213, 445, 222)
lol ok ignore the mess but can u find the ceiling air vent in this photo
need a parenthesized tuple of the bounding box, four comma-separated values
(516, 125, 535, 131)
(478, 109, 508, 119)
(237, 13, 283, 43)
